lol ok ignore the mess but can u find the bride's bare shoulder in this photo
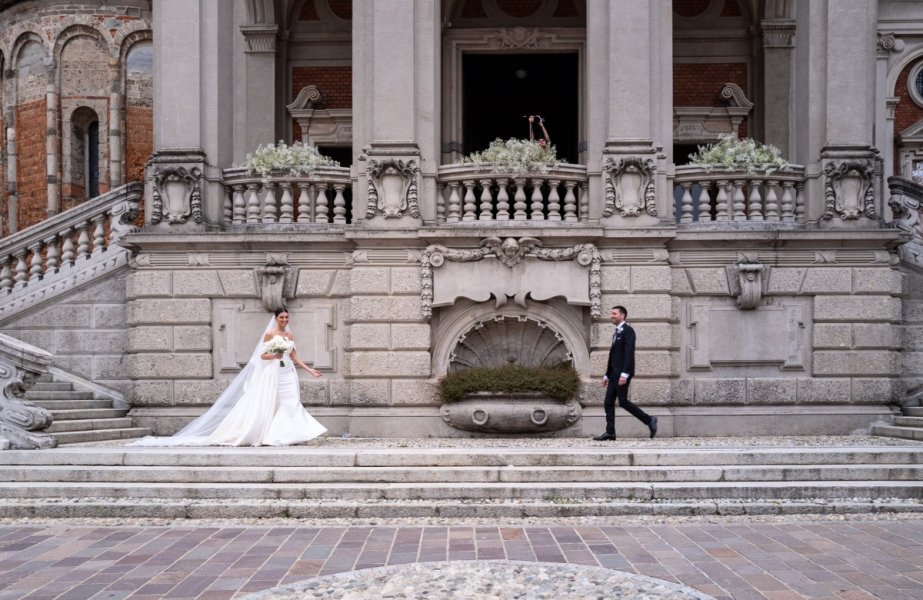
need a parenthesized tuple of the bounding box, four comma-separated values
(263, 332, 274, 342)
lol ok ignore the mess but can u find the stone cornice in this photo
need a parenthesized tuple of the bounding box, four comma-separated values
(240, 25, 278, 53)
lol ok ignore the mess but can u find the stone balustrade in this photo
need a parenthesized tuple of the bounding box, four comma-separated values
(222, 167, 353, 225)
(0, 183, 142, 298)
(436, 164, 589, 223)
(673, 166, 806, 224)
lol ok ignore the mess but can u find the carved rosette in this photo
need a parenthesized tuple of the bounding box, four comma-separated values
(0, 333, 55, 449)
(823, 161, 876, 221)
(254, 255, 298, 312)
(151, 166, 203, 225)
(603, 157, 657, 218)
(366, 159, 421, 220)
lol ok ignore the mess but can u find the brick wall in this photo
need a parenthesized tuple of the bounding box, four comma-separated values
(674, 62, 749, 137)
(893, 60, 923, 175)
(125, 106, 153, 183)
(291, 66, 351, 142)
(15, 99, 47, 230)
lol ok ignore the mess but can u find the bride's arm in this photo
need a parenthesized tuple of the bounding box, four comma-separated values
(259, 333, 282, 361)
(289, 343, 322, 377)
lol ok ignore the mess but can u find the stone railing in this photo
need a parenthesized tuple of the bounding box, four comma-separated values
(436, 164, 589, 223)
(0, 332, 55, 449)
(673, 166, 806, 224)
(0, 183, 142, 323)
(222, 167, 353, 225)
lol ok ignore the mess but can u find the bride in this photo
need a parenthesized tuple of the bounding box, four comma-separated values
(130, 308, 327, 446)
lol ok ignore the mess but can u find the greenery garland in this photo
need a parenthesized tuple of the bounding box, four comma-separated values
(689, 134, 790, 175)
(243, 140, 338, 182)
(460, 138, 561, 175)
(439, 364, 580, 403)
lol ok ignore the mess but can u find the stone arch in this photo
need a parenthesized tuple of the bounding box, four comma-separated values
(245, 0, 279, 25)
(432, 299, 590, 377)
(53, 24, 113, 68)
(887, 45, 923, 97)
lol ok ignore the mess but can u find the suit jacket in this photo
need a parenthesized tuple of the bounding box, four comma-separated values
(606, 323, 636, 381)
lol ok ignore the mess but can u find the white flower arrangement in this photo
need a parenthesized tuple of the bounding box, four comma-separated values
(264, 335, 295, 367)
(460, 138, 561, 175)
(689, 134, 790, 175)
(243, 140, 338, 182)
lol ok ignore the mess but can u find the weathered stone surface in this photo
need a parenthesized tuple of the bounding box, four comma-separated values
(126, 271, 172, 299)
(904, 299, 923, 322)
(330, 271, 350, 296)
(299, 379, 329, 405)
(13, 305, 93, 328)
(853, 268, 903, 294)
(130, 380, 173, 405)
(391, 379, 439, 405)
(802, 268, 852, 293)
(626, 379, 672, 405)
(901, 352, 923, 377)
(55, 330, 126, 353)
(349, 351, 431, 377)
(218, 271, 258, 297)
(600, 267, 630, 293)
(350, 267, 390, 294)
(173, 379, 230, 405)
(687, 268, 730, 295)
(630, 266, 671, 292)
(591, 322, 672, 350)
(66, 274, 127, 302)
(1, 330, 55, 349)
(127, 353, 213, 379)
(346, 379, 391, 405)
(173, 271, 223, 297)
(52, 356, 92, 377)
(349, 324, 390, 349)
(902, 326, 923, 350)
(694, 379, 746, 404)
(635, 351, 674, 377)
(93, 355, 129, 379)
(391, 267, 422, 293)
(589, 350, 608, 376)
(391, 324, 431, 350)
(813, 296, 900, 322)
(127, 326, 172, 352)
(296, 270, 335, 297)
(766, 268, 805, 294)
(748, 378, 797, 404)
(813, 351, 901, 376)
(599, 294, 673, 321)
(851, 378, 898, 404)
(173, 326, 212, 351)
(852, 323, 900, 349)
(796, 378, 850, 403)
(94, 305, 127, 326)
(813, 324, 851, 349)
(671, 379, 694, 404)
(127, 299, 211, 325)
(350, 296, 423, 322)
(671, 269, 693, 295)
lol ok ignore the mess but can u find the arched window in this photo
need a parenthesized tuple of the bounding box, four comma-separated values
(86, 120, 100, 198)
(66, 106, 100, 203)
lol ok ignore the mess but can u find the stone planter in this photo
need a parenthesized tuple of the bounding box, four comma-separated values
(440, 392, 581, 434)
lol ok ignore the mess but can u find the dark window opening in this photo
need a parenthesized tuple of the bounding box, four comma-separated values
(317, 145, 353, 224)
(87, 121, 99, 198)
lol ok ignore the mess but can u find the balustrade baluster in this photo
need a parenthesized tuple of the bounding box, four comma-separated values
(436, 182, 446, 223)
(279, 182, 294, 223)
(748, 180, 764, 221)
(547, 179, 561, 221)
(696, 181, 712, 222)
(28, 242, 43, 281)
(795, 182, 805, 222)
(579, 183, 589, 220)
(732, 180, 747, 220)
(0, 257, 11, 292)
(462, 180, 477, 221)
(715, 180, 729, 221)
(296, 183, 311, 223)
(232, 184, 247, 224)
(780, 180, 795, 222)
(446, 181, 461, 223)
(563, 181, 577, 223)
(246, 183, 261, 224)
(765, 181, 781, 221)
(13, 250, 27, 288)
(261, 182, 278, 223)
(91, 216, 106, 254)
(77, 221, 91, 259)
(478, 179, 494, 221)
(680, 182, 694, 223)
(316, 184, 330, 223)
(496, 180, 510, 220)
(61, 229, 75, 267)
(529, 178, 545, 220)
(333, 184, 347, 224)
(45, 235, 59, 273)
(513, 178, 528, 220)
(223, 186, 233, 224)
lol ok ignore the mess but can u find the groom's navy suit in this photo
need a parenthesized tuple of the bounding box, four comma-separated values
(603, 323, 653, 436)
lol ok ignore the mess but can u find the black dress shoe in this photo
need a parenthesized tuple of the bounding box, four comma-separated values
(593, 433, 615, 441)
(648, 416, 658, 439)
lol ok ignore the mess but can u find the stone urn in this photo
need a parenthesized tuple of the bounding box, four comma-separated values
(440, 392, 581, 434)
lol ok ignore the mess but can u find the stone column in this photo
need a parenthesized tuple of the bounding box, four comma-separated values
(3, 70, 16, 234)
(108, 61, 123, 189)
(761, 17, 796, 159)
(45, 62, 59, 216)
(875, 33, 903, 190)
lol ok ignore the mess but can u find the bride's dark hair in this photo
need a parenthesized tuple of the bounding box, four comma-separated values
(274, 307, 288, 317)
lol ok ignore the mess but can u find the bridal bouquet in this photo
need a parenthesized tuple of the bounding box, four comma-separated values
(264, 336, 295, 367)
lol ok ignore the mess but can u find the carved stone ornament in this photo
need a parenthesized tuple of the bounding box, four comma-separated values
(366, 159, 421, 219)
(151, 166, 203, 225)
(421, 237, 601, 319)
(0, 333, 55, 449)
(733, 263, 764, 310)
(876, 32, 904, 58)
(888, 176, 923, 268)
(823, 161, 876, 221)
(254, 255, 298, 312)
(485, 27, 553, 50)
(108, 197, 142, 245)
(440, 394, 581, 434)
(603, 157, 657, 218)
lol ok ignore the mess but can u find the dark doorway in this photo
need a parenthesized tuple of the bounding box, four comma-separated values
(87, 121, 100, 198)
(463, 53, 579, 164)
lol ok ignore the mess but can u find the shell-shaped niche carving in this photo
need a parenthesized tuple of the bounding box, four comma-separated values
(448, 316, 572, 373)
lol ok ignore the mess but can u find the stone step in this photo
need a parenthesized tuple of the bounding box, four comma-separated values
(894, 416, 923, 428)
(0, 480, 919, 501)
(0, 498, 919, 520)
(871, 425, 923, 441)
(29, 399, 113, 411)
(4, 464, 923, 485)
(30, 382, 75, 392)
(44, 418, 135, 433)
(1, 446, 921, 467)
(24, 390, 95, 400)
(51, 428, 153, 445)
(905, 407, 923, 417)
(50, 408, 129, 421)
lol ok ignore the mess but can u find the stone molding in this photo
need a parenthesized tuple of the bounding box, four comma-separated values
(823, 160, 877, 221)
(240, 25, 278, 53)
(287, 86, 353, 147)
(151, 165, 204, 226)
(761, 19, 795, 49)
(366, 158, 420, 220)
(670, 249, 894, 268)
(673, 83, 754, 143)
(602, 157, 657, 218)
(484, 27, 554, 49)
(0, 333, 55, 449)
(876, 32, 904, 59)
(254, 254, 297, 312)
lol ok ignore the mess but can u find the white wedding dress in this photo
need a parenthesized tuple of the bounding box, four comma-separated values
(129, 320, 326, 447)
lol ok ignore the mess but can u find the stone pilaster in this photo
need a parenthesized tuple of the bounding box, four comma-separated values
(45, 62, 58, 216)
(761, 18, 796, 159)
(3, 67, 16, 234)
(108, 61, 123, 189)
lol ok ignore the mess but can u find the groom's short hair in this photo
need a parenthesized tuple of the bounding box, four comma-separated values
(613, 305, 628, 318)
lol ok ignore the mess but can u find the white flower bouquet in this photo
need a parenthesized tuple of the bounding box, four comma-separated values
(264, 335, 295, 367)
(243, 140, 338, 183)
(689, 134, 790, 175)
(460, 138, 561, 175)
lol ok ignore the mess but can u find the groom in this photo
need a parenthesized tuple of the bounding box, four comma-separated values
(593, 305, 658, 441)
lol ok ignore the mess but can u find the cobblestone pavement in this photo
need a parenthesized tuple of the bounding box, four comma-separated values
(0, 516, 921, 600)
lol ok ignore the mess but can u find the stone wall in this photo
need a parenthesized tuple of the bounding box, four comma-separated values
(902, 265, 923, 407)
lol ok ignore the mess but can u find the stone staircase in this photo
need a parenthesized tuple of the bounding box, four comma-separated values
(872, 406, 923, 441)
(0, 443, 921, 519)
(26, 376, 151, 445)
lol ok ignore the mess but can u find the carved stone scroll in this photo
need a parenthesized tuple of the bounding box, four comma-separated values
(603, 157, 657, 218)
(366, 159, 421, 219)
(151, 166, 203, 225)
(0, 333, 55, 449)
(823, 161, 876, 220)
(254, 255, 297, 312)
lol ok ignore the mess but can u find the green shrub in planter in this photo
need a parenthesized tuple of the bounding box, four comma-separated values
(439, 363, 580, 403)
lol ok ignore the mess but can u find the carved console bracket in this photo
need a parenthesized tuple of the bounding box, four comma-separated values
(673, 82, 754, 143)
(823, 160, 876, 221)
(603, 156, 657, 218)
(731, 263, 765, 310)
(366, 158, 421, 219)
(0, 333, 55, 449)
(286, 86, 353, 147)
(254, 254, 298, 312)
(421, 237, 601, 320)
(888, 176, 923, 268)
(151, 165, 203, 226)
